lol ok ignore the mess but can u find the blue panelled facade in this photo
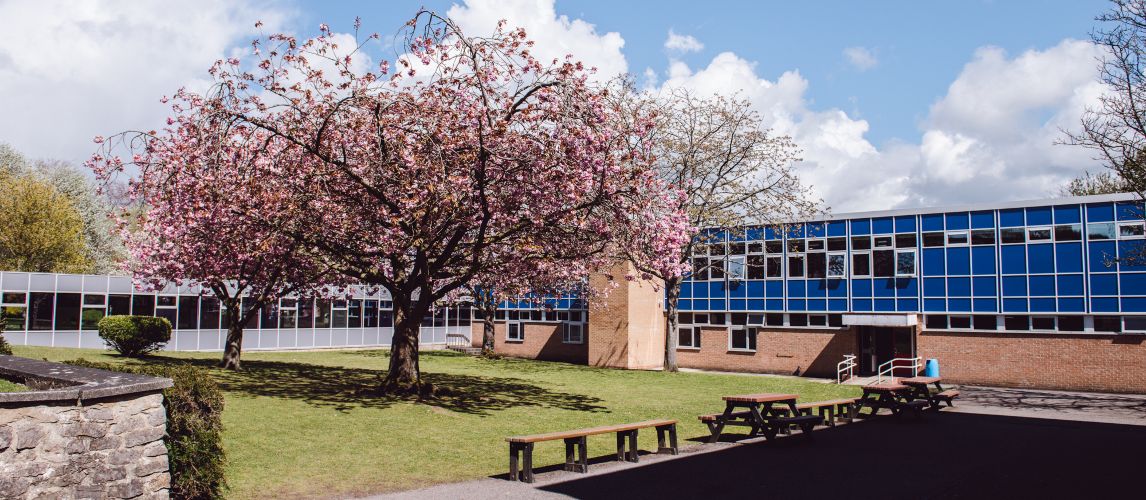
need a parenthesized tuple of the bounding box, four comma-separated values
(679, 194, 1146, 333)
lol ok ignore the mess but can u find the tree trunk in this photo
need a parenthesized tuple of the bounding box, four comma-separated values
(219, 298, 245, 371)
(481, 299, 497, 354)
(383, 305, 422, 392)
(664, 276, 682, 372)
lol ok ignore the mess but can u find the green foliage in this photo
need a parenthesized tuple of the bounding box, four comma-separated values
(0, 173, 90, 273)
(0, 317, 11, 355)
(65, 358, 227, 500)
(1059, 170, 1130, 197)
(97, 315, 172, 357)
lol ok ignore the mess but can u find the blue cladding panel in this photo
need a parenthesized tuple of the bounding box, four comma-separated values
(1001, 245, 1027, 274)
(852, 279, 872, 297)
(807, 280, 827, 297)
(747, 299, 765, 310)
(728, 281, 746, 298)
(806, 299, 826, 311)
(766, 299, 784, 311)
(680, 282, 692, 298)
(729, 299, 747, 311)
(948, 298, 972, 312)
(924, 278, 945, 297)
(972, 277, 997, 296)
(745, 227, 765, 240)
(973, 298, 997, 312)
(850, 219, 871, 235)
(1029, 275, 1055, 296)
(1057, 274, 1084, 296)
(788, 299, 805, 311)
(1027, 244, 1055, 274)
(1027, 206, 1053, 226)
(895, 216, 916, 233)
(922, 213, 945, 231)
(1003, 298, 1028, 312)
(946, 212, 970, 230)
(874, 299, 895, 312)
(873, 279, 895, 297)
(1058, 297, 1084, 312)
(1055, 243, 1083, 273)
(971, 247, 997, 275)
(709, 299, 726, 310)
(1089, 242, 1118, 272)
(693, 284, 708, 298)
(923, 248, 945, 276)
(852, 299, 872, 311)
(692, 299, 708, 310)
(1087, 203, 1115, 222)
(1122, 297, 1146, 312)
(807, 223, 826, 238)
(828, 221, 847, 237)
(1090, 274, 1118, 296)
(872, 217, 894, 234)
(766, 281, 784, 296)
(1117, 201, 1144, 220)
(765, 226, 781, 240)
(947, 247, 971, 275)
(1093, 297, 1119, 312)
(947, 277, 971, 296)
(787, 224, 806, 238)
(787, 280, 806, 297)
(747, 281, 764, 298)
(897, 278, 918, 295)
(678, 299, 692, 310)
(829, 299, 848, 311)
(897, 299, 919, 311)
(1002, 276, 1027, 296)
(1030, 298, 1056, 312)
(999, 209, 1025, 227)
(710, 282, 726, 299)
(971, 211, 995, 229)
(1121, 273, 1146, 294)
(827, 279, 847, 297)
(925, 298, 946, 311)
(1119, 241, 1146, 270)
(1053, 205, 1081, 224)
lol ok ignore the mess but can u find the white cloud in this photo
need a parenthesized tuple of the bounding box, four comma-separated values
(664, 30, 703, 53)
(0, 0, 294, 164)
(843, 46, 878, 71)
(446, 0, 627, 82)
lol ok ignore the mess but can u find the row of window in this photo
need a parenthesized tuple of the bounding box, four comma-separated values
(504, 321, 584, 344)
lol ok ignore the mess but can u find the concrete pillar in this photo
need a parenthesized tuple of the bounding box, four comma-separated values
(587, 261, 666, 370)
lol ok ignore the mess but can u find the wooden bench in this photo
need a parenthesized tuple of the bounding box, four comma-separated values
(698, 410, 751, 434)
(794, 398, 859, 426)
(505, 419, 678, 483)
(899, 399, 930, 417)
(933, 389, 959, 407)
(773, 414, 823, 439)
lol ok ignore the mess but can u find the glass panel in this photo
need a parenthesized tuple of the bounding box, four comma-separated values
(852, 253, 870, 276)
(279, 308, 298, 329)
(949, 316, 971, 329)
(678, 327, 695, 348)
(947, 231, 969, 245)
(2, 305, 26, 330)
(807, 253, 826, 279)
(895, 234, 916, 248)
(827, 237, 847, 251)
(157, 296, 176, 307)
(765, 313, 784, 326)
(1119, 222, 1145, 238)
(1004, 315, 1029, 331)
(896, 250, 916, 276)
(828, 254, 846, 277)
(709, 243, 726, 256)
(787, 256, 805, 278)
(315, 300, 331, 328)
(83, 294, 105, 306)
(873, 236, 893, 248)
(2, 292, 26, 304)
(726, 256, 746, 280)
(873, 250, 895, 277)
(692, 258, 709, 281)
(728, 243, 746, 255)
(765, 241, 783, 253)
(1028, 227, 1052, 241)
(260, 302, 278, 329)
(364, 300, 379, 328)
(788, 239, 805, 252)
(971, 229, 995, 245)
(1087, 223, 1116, 241)
(789, 314, 808, 327)
(766, 257, 783, 278)
(297, 298, 314, 328)
(828, 314, 843, 327)
(55, 293, 80, 330)
(1123, 317, 1146, 331)
(851, 236, 871, 250)
(1094, 316, 1121, 332)
(1054, 224, 1082, 241)
(108, 294, 131, 316)
(379, 310, 394, 328)
(348, 300, 362, 328)
(747, 255, 766, 279)
(1058, 316, 1084, 331)
(922, 232, 945, 247)
(747, 242, 764, 254)
(156, 307, 177, 327)
(1031, 317, 1056, 330)
(1000, 227, 1025, 244)
(81, 307, 105, 330)
(200, 297, 221, 329)
(809, 315, 827, 326)
(973, 315, 996, 330)
(177, 296, 198, 330)
(925, 315, 948, 329)
(132, 295, 155, 316)
(807, 240, 825, 251)
(709, 259, 725, 280)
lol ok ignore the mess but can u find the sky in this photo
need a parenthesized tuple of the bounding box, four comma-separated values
(0, 0, 1116, 212)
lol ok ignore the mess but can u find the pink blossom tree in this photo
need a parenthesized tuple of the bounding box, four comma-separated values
(91, 12, 688, 391)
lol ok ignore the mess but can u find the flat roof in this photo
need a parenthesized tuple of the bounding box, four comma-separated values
(815, 192, 1142, 221)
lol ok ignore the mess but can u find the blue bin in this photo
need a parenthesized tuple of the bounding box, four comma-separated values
(924, 358, 940, 378)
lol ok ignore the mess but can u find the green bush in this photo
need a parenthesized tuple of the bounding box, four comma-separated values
(66, 359, 227, 500)
(0, 320, 11, 355)
(97, 315, 172, 357)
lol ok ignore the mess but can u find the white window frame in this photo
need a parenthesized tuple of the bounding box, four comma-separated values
(873, 235, 894, 248)
(765, 256, 784, 279)
(1030, 316, 1057, 332)
(1087, 222, 1116, 241)
(827, 252, 847, 278)
(728, 326, 756, 352)
(851, 251, 871, 277)
(808, 314, 829, 328)
(946, 230, 969, 246)
(726, 255, 747, 280)
(506, 321, 524, 342)
(1118, 221, 1146, 239)
(1027, 226, 1052, 242)
(895, 249, 917, 277)
(948, 315, 972, 330)
(562, 322, 584, 344)
(677, 325, 700, 348)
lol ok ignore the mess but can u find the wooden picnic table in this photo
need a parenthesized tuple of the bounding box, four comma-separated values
(899, 376, 946, 410)
(857, 383, 927, 417)
(706, 393, 816, 443)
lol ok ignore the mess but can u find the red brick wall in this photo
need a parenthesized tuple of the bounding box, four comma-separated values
(918, 330, 1146, 393)
(676, 326, 857, 378)
(472, 321, 588, 364)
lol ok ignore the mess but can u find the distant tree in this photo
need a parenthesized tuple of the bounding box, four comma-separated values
(0, 174, 89, 273)
(615, 85, 819, 372)
(31, 160, 123, 273)
(1059, 170, 1130, 196)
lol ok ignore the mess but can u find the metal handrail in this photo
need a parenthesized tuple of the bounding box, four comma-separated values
(837, 354, 857, 384)
(445, 333, 470, 348)
(873, 357, 922, 385)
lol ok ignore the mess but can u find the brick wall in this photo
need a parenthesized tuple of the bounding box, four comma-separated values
(676, 326, 857, 378)
(473, 322, 587, 364)
(918, 330, 1146, 393)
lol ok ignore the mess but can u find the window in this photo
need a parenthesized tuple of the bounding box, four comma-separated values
(747, 255, 766, 279)
(947, 231, 969, 245)
(332, 301, 349, 328)
(364, 300, 379, 328)
(1058, 316, 1084, 332)
(747, 242, 764, 254)
(200, 297, 221, 329)
(55, 293, 80, 330)
(30, 293, 54, 330)
(108, 294, 131, 316)
(766, 256, 783, 278)
(315, 300, 332, 328)
(922, 232, 945, 247)
(726, 256, 746, 280)
(2, 293, 27, 331)
(1123, 317, 1146, 332)
(1119, 222, 1145, 238)
(1087, 223, 1116, 241)
(348, 300, 363, 328)
(709, 242, 726, 256)
(1031, 316, 1056, 331)
(507, 322, 524, 341)
(279, 300, 298, 329)
(748, 314, 765, 325)
(789, 314, 808, 327)
(971, 229, 995, 245)
(896, 250, 917, 277)
(1004, 315, 1029, 331)
(692, 313, 709, 325)
(731, 313, 748, 326)
(709, 259, 725, 280)
(851, 236, 871, 250)
(1028, 227, 1052, 241)
(852, 252, 870, 277)
(259, 301, 277, 329)
(729, 326, 755, 351)
(177, 296, 198, 330)
(563, 323, 584, 344)
(765, 313, 785, 326)
(973, 315, 997, 331)
(788, 239, 806, 252)
(808, 315, 827, 327)
(949, 316, 972, 329)
(729, 242, 746, 255)
(925, 315, 948, 329)
(132, 295, 155, 316)
(895, 234, 916, 248)
(1094, 316, 1122, 333)
(678, 326, 699, 348)
(1054, 224, 1082, 241)
(788, 255, 805, 278)
(157, 296, 176, 307)
(765, 241, 783, 253)
(828, 315, 843, 327)
(81, 295, 105, 331)
(2, 292, 25, 304)
(1000, 227, 1026, 244)
(807, 239, 825, 251)
(873, 236, 893, 248)
(873, 250, 895, 278)
(297, 299, 314, 328)
(692, 257, 709, 281)
(807, 253, 826, 279)
(710, 313, 727, 325)
(827, 237, 847, 251)
(827, 253, 847, 278)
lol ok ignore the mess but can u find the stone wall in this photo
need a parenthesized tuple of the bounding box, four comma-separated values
(0, 356, 173, 499)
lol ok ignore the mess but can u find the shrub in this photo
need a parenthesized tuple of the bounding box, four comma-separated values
(0, 321, 11, 355)
(98, 315, 172, 357)
(66, 359, 227, 500)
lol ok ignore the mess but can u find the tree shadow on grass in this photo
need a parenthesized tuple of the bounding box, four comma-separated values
(137, 354, 608, 416)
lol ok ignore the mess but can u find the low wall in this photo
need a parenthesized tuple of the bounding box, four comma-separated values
(677, 327, 856, 378)
(474, 322, 588, 364)
(0, 356, 173, 499)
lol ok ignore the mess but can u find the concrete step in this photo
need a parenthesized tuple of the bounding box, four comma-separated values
(446, 346, 483, 356)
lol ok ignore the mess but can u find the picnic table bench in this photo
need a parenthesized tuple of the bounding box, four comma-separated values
(505, 419, 678, 483)
(898, 376, 959, 410)
(795, 397, 860, 426)
(702, 393, 822, 443)
(858, 383, 928, 418)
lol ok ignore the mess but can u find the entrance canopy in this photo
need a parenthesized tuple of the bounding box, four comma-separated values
(842, 314, 918, 327)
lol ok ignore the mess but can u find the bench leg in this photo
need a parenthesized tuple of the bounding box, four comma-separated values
(578, 436, 588, 472)
(616, 432, 626, 461)
(564, 438, 577, 472)
(522, 443, 534, 483)
(627, 430, 639, 463)
(656, 424, 678, 455)
(509, 443, 520, 481)
(670, 424, 679, 455)
(846, 403, 857, 423)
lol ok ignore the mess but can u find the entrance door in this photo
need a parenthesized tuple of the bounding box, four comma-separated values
(857, 326, 916, 376)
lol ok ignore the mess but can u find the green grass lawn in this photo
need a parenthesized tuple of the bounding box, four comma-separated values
(0, 377, 27, 392)
(12, 345, 860, 498)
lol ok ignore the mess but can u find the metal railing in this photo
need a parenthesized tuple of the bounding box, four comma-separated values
(445, 333, 471, 349)
(873, 357, 922, 385)
(836, 354, 857, 384)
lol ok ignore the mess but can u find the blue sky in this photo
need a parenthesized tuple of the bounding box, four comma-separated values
(0, 0, 1118, 211)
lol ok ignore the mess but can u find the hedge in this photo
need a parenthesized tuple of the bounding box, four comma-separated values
(66, 359, 227, 499)
(98, 315, 172, 357)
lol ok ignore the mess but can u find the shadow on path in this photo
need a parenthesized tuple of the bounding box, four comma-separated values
(541, 412, 1144, 499)
(959, 385, 1146, 420)
(139, 353, 608, 416)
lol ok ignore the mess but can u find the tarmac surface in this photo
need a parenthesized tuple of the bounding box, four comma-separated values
(366, 385, 1146, 499)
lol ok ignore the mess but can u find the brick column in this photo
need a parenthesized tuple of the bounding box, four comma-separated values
(587, 262, 666, 370)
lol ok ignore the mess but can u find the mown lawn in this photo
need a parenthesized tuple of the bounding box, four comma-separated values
(0, 377, 27, 392)
(13, 345, 860, 498)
